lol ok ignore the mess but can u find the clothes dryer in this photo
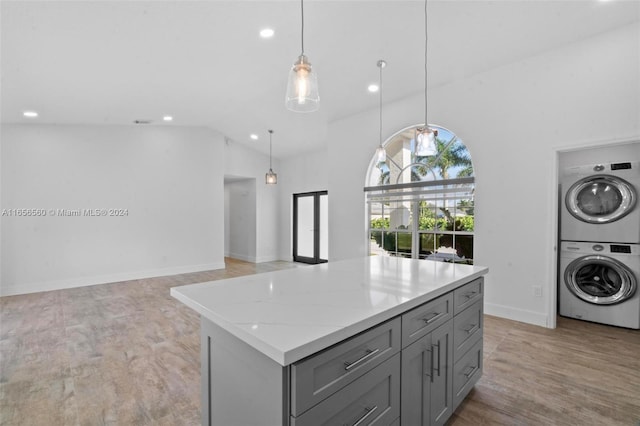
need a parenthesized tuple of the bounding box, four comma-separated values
(560, 161, 640, 243)
(559, 241, 640, 329)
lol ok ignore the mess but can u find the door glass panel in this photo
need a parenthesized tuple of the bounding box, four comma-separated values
(575, 263, 622, 297)
(319, 194, 328, 261)
(577, 182, 623, 216)
(297, 196, 314, 258)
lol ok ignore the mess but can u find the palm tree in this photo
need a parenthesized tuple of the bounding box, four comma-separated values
(414, 137, 473, 180)
(377, 134, 472, 185)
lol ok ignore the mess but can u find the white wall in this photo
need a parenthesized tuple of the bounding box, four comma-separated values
(284, 23, 639, 327)
(224, 139, 280, 262)
(0, 124, 225, 295)
(276, 148, 329, 260)
(225, 179, 257, 262)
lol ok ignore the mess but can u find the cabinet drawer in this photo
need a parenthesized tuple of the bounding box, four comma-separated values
(291, 317, 401, 416)
(401, 293, 452, 348)
(291, 353, 401, 426)
(453, 278, 483, 315)
(453, 339, 483, 410)
(453, 299, 483, 363)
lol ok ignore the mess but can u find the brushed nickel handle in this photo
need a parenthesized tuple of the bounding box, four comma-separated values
(351, 406, 378, 426)
(463, 291, 477, 299)
(464, 365, 478, 378)
(433, 341, 441, 377)
(429, 345, 435, 382)
(464, 324, 479, 334)
(344, 348, 380, 371)
(422, 311, 444, 324)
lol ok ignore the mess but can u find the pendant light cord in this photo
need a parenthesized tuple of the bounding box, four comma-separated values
(424, 0, 428, 127)
(379, 62, 383, 146)
(300, 0, 305, 55)
(269, 130, 273, 169)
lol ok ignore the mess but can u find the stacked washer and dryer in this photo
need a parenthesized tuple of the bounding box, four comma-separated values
(559, 144, 640, 329)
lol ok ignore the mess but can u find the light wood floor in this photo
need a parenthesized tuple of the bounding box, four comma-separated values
(1, 258, 639, 425)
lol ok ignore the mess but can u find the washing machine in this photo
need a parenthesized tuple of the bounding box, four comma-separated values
(559, 241, 640, 329)
(560, 161, 640, 243)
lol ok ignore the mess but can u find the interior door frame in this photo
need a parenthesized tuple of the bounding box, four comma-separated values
(293, 190, 328, 264)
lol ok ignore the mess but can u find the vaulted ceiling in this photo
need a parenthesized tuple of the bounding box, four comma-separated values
(2, 1, 638, 158)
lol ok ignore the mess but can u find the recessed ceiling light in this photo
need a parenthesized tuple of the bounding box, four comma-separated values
(23, 111, 38, 118)
(250, 134, 259, 140)
(163, 115, 173, 121)
(260, 28, 275, 38)
(368, 84, 379, 93)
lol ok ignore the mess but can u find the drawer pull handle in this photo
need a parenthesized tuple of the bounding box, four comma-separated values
(429, 345, 435, 382)
(463, 365, 479, 378)
(463, 291, 477, 299)
(344, 348, 380, 371)
(464, 324, 479, 334)
(351, 405, 378, 426)
(432, 341, 441, 377)
(422, 311, 445, 324)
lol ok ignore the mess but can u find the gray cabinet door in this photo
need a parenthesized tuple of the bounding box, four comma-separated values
(400, 333, 431, 425)
(429, 321, 453, 426)
(401, 320, 453, 426)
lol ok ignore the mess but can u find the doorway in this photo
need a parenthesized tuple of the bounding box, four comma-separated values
(293, 191, 328, 264)
(224, 176, 256, 262)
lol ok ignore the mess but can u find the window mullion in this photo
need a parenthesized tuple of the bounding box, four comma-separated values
(411, 200, 419, 259)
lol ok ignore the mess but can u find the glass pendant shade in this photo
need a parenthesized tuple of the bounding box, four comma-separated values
(376, 145, 386, 163)
(265, 169, 278, 185)
(285, 55, 320, 113)
(415, 126, 438, 157)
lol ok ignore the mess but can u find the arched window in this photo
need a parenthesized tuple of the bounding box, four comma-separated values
(365, 124, 475, 263)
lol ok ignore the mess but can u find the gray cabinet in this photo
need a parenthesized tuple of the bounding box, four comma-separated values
(400, 278, 483, 426)
(400, 320, 453, 426)
(199, 277, 484, 426)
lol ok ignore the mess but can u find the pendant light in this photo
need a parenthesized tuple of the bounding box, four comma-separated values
(375, 60, 387, 163)
(265, 130, 278, 184)
(285, 0, 320, 112)
(415, 0, 438, 157)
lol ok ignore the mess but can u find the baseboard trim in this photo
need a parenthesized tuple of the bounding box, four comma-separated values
(484, 302, 550, 328)
(226, 252, 255, 263)
(226, 253, 283, 263)
(0, 262, 226, 297)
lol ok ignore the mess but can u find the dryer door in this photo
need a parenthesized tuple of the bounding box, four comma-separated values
(564, 255, 637, 305)
(565, 175, 636, 224)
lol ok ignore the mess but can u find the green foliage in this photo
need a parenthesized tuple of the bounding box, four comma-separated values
(413, 138, 473, 180)
(370, 217, 390, 229)
(418, 214, 474, 231)
(456, 216, 474, 231)
(371, 210, 473, 234)
(457, 200, 474, 215)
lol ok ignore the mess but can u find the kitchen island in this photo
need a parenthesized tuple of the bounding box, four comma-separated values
(171, 256, 488, 426)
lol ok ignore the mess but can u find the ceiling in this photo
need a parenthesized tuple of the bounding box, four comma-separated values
(2, 0, 638, 159)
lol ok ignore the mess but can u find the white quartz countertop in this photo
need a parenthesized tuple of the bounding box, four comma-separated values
(170, 256, 488, 366)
